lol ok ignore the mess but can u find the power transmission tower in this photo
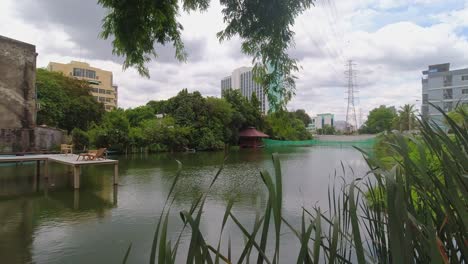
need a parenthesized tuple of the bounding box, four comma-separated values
(345, 60, 358, 133)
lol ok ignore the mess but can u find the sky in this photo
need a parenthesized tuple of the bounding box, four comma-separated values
(1, 0, 468, 123)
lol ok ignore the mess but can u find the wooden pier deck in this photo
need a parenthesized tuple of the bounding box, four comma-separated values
(0, 154, 118, 189)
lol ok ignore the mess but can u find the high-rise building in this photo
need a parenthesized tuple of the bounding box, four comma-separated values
(422, 63, 468, 127)
(221, 67, 270, 114)
(312, 113, 334, 130)
(47, 61, 118, 111)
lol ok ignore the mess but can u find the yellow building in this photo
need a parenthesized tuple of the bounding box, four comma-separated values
(47, 61, 118, 111)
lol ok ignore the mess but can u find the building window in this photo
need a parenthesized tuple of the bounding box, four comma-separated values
(106, 98, 112, 102)
(73, 68, 84, 77)
(105, 105, 113, 110)
(443, 89, 453, 100)
(91, 88, 99, 93)
(462, 75, 468, 81)
(443, 102, 453, 112)
(99, 97, 106, 102)
(443, 75, 452, 87)
(85, 69, 96, 79)
(462, 88, 468, 94)
(106, 90, 113, 94)
(99, 89, 106, 94)
(72, 68, 96, 79)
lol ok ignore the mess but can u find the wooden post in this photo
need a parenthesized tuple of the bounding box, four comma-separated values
(113, 185, 118, 206)
(113, 163, 119, 185)
(34, 160, 40, 191)
(73, 189, 80, 209)
(36, 160, 40, 178)
(44, 160, 49, 179)
(73, 165, 81, 189)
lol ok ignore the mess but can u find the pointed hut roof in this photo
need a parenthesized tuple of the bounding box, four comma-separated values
(239, 127, 269, 138)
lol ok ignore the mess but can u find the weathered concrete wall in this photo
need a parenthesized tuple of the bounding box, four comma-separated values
(0, 127, 65, 153)
(0, 35, 37, 129)
(34, 126, 65, 151)
(0, 128, 32, 152)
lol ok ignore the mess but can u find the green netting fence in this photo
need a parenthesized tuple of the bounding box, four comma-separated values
(263, 137, 376, 149)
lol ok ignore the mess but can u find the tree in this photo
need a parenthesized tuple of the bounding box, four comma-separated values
(71, 128, 89, 151)
(141, 117, 191, 152)
(360, 105, 397, 134)
(250, 92, 261, 112)
(36, 69, 105, 133)
(317, 124, 335, 135)
(223, 89, 264, 143)
(292, 109, 312, 126)
(266, 111, 311, 140)
(147, 100, 168, 114)
(97, 0, 315, 108)
(125, 105, 155, 127)
(393, 104, 417, 131)
(88, 109, 130, 151)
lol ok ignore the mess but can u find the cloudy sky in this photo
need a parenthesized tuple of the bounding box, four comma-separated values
(1, 0, 468, 123)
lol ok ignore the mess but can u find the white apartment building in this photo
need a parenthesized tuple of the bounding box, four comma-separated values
(221, 67, 270, 114)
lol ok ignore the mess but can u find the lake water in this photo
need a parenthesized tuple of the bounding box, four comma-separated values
(0, 146, 370, 263)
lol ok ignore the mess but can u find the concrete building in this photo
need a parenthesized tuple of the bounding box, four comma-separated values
(0, 36, 37, 129)
(0, 35, 64, 153)
(221, 67, 270, 114)
(422, 63, 468, 127)
(47, 61, 118, 111)
(312, 113, 334, 130)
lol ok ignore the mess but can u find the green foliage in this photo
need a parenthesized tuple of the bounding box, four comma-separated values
(82, 89, 308, 153)
(223, 89, 264, 143)
(392, 104, 418, 131)
(446, 104, 468, 129)
(125, 106, 155, 127)
(71, 128, 89, 151)
(141, 117, 192, 152)
(36, 69, 105, 132)
(317, 124, 335, 135)
(88, 109, 130, 150)
(130, 109, 467, 263)
(265, 111, 312, 140)
(98, 0, 315, 109)
(292, 109, 312, 126)
(360, 105, 397, 134)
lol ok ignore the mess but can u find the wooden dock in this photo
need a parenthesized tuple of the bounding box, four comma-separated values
(0, 154, 118, 189)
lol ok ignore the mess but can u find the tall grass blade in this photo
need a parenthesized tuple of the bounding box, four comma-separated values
(122, 243, 132, 264)
(349, 181, 365, 264)
(312, 209, 321, 264)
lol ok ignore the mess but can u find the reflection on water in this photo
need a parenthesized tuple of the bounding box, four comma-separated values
(0, 147, 370, 263)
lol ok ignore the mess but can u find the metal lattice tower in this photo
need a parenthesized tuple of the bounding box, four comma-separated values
(345, 60, 359, 133)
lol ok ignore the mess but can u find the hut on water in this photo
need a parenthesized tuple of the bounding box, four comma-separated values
(239, 127, 269, 148)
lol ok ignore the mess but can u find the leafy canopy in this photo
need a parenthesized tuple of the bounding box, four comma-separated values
(360, 105, 397, 134)
(36, 69, 105, 133)
(98, 0, 316, 109)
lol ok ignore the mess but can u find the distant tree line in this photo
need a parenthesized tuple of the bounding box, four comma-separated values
(359, 104, 419, 134)
(36, 70, 312, 153)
